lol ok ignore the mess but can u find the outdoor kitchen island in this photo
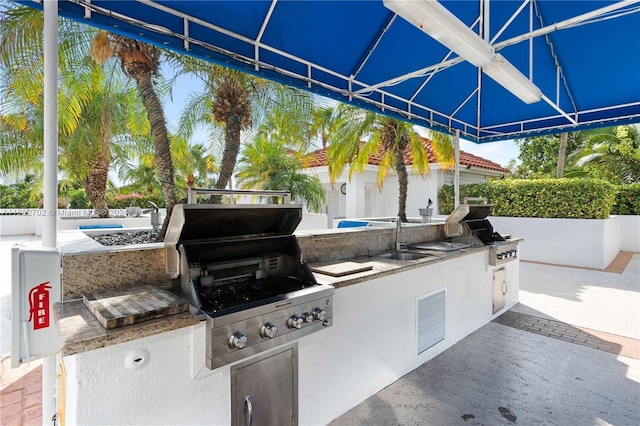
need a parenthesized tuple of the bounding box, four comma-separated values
(54, 219, 520, 426)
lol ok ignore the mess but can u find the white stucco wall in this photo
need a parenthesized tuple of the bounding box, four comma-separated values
(0, 215, 37, 236)
(299, 213, 329, 230)
(619, 215, 640, 252)
(62, 251, 519, 425)
(489, 216, 625, 269)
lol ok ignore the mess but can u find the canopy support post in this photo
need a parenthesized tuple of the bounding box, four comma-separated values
(43, 0, 58, 249)
(454, 130, 460, 208)
(43, 0, 59, 424)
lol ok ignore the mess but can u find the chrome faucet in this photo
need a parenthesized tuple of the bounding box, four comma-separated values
(395, 215, 407, 250)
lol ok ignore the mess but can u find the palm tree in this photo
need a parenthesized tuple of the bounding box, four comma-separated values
(568, 125, 640, 184)
(166, 55, 313, 201)
(0, 3, 89, 177)
(120, 150, 160, 195)
(308, 106, 346, 149)
(327, 105, 454, 222)
(0, 102, 44, 178)
(91, 31, 178, 233)
(235, 88, 324, 209)
(1, 4, 147, 217)
(171, 136, 218, 189)
(1, 65, 146, 217)
(236, 135, 326, 212)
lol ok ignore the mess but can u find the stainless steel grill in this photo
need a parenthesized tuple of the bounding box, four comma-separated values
(165, 194, 334, 369)
(445, 204, 518, 265)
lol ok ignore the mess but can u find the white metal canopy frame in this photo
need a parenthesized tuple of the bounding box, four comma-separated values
(16, 0, 640, 143)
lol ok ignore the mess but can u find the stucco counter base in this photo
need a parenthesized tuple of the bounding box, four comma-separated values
(54, 299, 198, 357)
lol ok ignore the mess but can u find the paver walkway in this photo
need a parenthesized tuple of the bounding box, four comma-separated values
(494, 310, 640, 360)
(0, 358, 42, 426)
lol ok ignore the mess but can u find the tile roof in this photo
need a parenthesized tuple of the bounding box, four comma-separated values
(303, 138, 509, 173)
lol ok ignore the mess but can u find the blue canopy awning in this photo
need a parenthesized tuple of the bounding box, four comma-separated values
(17, 0, 640, 143)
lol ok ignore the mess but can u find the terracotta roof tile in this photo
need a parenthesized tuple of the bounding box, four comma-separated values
(303, 138, 509, 173)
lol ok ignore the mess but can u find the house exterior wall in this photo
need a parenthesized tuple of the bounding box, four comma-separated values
(304, 164, 504, 226)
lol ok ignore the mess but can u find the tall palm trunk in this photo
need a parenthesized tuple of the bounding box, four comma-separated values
(212, 77, 252, 203)
(215, 118, 242, 191)
(84, 150, 109, 217)
(84, 99, 112, 217)
(557, 132, 568, 178)
(134, 72, 178, 235)
(91, 32, 178, 238)
(394, 139, 409, 222)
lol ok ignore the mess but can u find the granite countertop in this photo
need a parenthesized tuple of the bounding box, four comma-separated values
(54, 298, 198, 357)
(54, 239, 521, 356)
(309, 245, 485, 289)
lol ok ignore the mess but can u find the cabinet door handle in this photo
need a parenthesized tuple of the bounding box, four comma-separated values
(244, 395, 253, 426)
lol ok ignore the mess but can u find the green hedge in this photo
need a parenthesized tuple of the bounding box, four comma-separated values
(106, 192, 165, 209)
(438, 179, 618, 219)
(612, 183, 640, 215)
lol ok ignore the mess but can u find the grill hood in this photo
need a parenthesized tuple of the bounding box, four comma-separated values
(165, 203, 303, 279)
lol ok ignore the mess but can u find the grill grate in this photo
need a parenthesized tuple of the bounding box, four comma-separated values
(198, 276, 312, 314)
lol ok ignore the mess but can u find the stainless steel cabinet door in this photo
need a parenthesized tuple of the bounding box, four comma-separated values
(492, 267, 507, 314)
(231, 345, 298, 426)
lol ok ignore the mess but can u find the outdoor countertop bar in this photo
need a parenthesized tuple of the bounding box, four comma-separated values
(53, 241, 521, 357)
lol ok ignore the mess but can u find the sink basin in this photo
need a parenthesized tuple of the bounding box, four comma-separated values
(377, 251, 430, 261)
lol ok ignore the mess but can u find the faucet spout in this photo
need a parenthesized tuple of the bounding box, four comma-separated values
(395, 215, 406, 250)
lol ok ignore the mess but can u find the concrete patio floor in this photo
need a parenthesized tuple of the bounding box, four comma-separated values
(1, 233, 638, 425)
(331, 255, 640, 426)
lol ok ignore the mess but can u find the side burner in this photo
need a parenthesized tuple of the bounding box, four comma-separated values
(445, 204, 517, 265)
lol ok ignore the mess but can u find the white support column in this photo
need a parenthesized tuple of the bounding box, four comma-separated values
(454, 130, 460, 208)
(43, 0, 59, 423)
(345, 174, 365, 218)
(43, 0, 58, 249)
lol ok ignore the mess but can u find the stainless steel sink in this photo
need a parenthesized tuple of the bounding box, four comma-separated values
(378, 251, 430, 260)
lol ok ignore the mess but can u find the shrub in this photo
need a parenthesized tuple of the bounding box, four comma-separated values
(439, 179, 617, 219)
(106, 192, 165, 209)
(66, 189, 91, 209)
(612, 183, 640, 215)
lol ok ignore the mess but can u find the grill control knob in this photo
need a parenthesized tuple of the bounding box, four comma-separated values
(260, 323, 277, 339)
(228, 332, 247, 349)
(287, 315, 303, 329)
(302, 312, 314, 323)
(313, 308, 326, 321)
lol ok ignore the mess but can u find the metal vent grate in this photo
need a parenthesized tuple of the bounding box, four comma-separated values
(265, 256, 279, 272)
(417, 290, 445, 355)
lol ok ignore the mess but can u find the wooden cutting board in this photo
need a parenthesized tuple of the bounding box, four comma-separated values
(83, 285, 189, 329)
(311, 261, 373, 277)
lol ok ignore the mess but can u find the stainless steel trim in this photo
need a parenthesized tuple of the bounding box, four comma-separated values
(187, 188, 291, 204)
(244, 395, 252, 426)
(489, 242, 519, 266)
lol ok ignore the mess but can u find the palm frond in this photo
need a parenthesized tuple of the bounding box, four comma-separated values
(90, 31, 114, 64)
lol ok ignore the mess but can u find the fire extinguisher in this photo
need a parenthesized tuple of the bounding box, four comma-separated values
(28, 282, 52, 330)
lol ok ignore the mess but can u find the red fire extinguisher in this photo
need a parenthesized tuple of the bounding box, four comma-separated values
(28, 282, 52, 330)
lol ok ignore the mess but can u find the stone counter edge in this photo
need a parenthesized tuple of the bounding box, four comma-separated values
(54, 299, 198, 357)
